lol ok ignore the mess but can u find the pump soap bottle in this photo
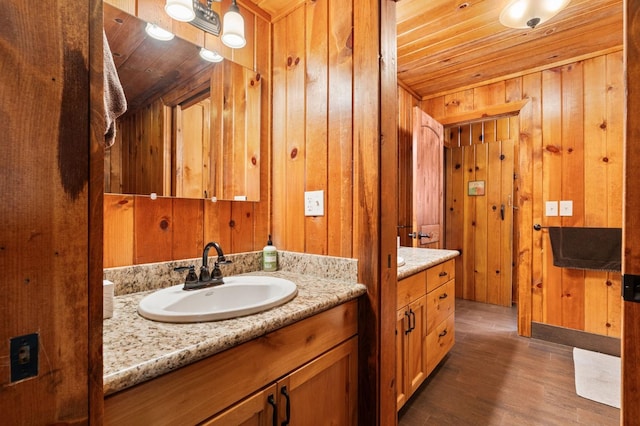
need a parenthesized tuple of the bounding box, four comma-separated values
(263, 234, 277, 272)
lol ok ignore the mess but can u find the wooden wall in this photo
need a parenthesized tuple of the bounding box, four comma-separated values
(421, 51, 624, 338)
(271, 0, 354, 256)
(444, 119, 516, 306)
(103, 0, 271, 265)
(0, 0, 103, 423)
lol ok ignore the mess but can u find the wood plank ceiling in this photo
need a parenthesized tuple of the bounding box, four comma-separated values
(396, 0, 623, 98)
(248, 0, 623, 99)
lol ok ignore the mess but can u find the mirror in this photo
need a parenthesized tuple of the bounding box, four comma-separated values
(103, 3, 261, 201)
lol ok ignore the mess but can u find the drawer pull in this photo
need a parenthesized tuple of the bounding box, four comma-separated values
(280, 386, 291, 426)
(267, 394, 278, 426)
(438, 271, 448, 277)
(438, 329, 448, 338)
(439, 293, 448, 300)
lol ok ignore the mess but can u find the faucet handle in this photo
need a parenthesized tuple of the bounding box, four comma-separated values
(173, 266, 198, 284)
(199, 265, 211, 282)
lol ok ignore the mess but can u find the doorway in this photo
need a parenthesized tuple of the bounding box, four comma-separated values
(444, 117, 517, 307)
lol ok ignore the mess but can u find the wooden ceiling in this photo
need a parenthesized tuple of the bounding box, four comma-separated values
(396, 0, 623, 99)
(249, 0, 623, 99)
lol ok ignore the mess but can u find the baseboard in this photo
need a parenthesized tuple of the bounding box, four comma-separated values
(531, 322, 620, 357)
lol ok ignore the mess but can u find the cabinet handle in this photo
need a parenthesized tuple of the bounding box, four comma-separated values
(280, 386, 291, 426)
(439, 293, 448, 300)
(438, 329, 448, 338)
(438, 271, 448, 277)
(404, 311, 412, 335)
(409, 309, 416, 332)
(267, 394, 278, 426)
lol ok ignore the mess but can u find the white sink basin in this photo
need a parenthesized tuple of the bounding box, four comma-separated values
(398, 256, 406, 267)
(138, 276, 298, 323)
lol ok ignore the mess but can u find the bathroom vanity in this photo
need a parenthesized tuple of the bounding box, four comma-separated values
(102, 252, 365, 425)
(395, 247, 459, 410)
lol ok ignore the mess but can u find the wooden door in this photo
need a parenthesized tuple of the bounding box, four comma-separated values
(278, 337, 358, 425)
(202, 385, 278, 426)
(412, 107, 444, 247)
(445, 137, 514, 307)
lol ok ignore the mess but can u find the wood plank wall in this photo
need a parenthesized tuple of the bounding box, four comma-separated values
(271, 0, 354, 257)
(103, 0, 271, 266)
(420, 51, 624, 338)
(444, 120, 516, 306)
(1, 0, 103, 423)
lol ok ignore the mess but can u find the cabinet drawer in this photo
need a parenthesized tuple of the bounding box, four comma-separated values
(426, 259, 455, 293)
(426, 280, 455, 334)
(397, 271, 426, 310)
(426, 313, 455, 375)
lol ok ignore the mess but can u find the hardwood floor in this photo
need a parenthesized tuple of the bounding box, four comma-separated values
(398, 299, 620, 425)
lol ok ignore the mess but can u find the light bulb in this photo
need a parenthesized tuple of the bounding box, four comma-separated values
(145, 23, 175, 41)
(199, 48, 224, 63)
(165, 0, 195, 22)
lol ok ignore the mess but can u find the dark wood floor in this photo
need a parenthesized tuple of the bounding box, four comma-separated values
(398, 299, 620, 426)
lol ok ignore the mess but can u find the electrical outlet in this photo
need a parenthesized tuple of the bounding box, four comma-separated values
(545, 201, 558, 217)
(10, 333, 38, 382)
(304, 190, 324, 216)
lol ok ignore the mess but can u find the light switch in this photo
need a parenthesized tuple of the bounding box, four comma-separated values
(545, 201, 558, 217)
(304, 190, 324, 216)
(560, 200, 573, 216)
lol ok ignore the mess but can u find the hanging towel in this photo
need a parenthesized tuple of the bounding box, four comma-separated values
(103, 30, 127, 147)
(548, 227, 622, 272)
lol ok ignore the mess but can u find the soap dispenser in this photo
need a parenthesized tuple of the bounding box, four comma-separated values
(263, 234, 277, 272)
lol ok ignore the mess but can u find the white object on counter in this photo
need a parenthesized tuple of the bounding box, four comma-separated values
(104, 280, 114, 319)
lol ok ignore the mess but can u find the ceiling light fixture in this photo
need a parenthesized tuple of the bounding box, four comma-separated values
(221, 0, 246, 49)
(199, 47, 224, 63)
(499, 0, 571, 29)
(145, 22, 175, 41)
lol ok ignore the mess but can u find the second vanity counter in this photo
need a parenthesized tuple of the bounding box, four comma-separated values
(397, 247, 460, 280)
(103, 253, 366, 396)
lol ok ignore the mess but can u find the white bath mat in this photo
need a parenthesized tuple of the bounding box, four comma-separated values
(573, 347, 621, 408)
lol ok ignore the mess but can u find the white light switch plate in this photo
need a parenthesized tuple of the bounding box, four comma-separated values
(545, 201, 558, 217)
(305, 190, 324, 216)
(560, 200, 573, 216)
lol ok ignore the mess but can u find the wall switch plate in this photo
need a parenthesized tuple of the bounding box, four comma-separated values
(10, 333, 38, 382)
(545, 201, 558, 217)
(560, 200, 573, 216)
(304, 190, 324, 216)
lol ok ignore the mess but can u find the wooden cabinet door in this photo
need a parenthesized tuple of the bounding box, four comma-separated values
(278, 337, 358, 425)
(412, 107, 444, 248)
(202, 385, 277, 426)
(407, 295, 427, 396)
(396, 308, 409, 409)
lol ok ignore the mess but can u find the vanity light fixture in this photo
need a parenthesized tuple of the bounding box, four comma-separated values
(145, 22, 175, 41)
(499, 0, 571, 29)
(199, 47, 224, 62)
(165, 0, 196, 22)
(221, 0, 246, 49)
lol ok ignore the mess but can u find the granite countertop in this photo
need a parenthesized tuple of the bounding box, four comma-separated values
(397, 247, 460, 280)
(103, 270, 366, 396)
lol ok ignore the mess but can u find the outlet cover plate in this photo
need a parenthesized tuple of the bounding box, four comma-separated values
(545, 201, 558, 217)
(560, 200, 573, 216)
(10, 333, 38, 382)
(305, 190, 324, 216)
